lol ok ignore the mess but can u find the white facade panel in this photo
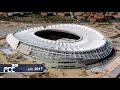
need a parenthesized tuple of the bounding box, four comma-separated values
(6, 33, 19, 50)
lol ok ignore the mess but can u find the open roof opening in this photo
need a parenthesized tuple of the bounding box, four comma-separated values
(34, 30, 80, 41)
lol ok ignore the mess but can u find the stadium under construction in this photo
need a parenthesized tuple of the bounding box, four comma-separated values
(6, 24, 114, 68)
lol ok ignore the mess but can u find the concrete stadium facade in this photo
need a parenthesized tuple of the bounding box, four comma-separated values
(6, 24, 113, 68)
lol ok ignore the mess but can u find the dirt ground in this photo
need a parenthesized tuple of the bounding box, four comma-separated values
(0, 21, 120, 78)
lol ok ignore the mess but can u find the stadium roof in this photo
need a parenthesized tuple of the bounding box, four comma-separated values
(12, 24, 106, 52)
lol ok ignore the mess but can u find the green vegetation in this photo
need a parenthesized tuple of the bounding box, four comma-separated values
(97, 20, 114, 26)
(0, 16, 13, 21)
(0, 14, 77, 23)
(13, 15, 77, 23)
(105, 19, 116, 24)
(1, 13, 120, 24)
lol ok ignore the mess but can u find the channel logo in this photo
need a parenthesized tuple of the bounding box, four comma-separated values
(3, 64, 18, 72)
(0, 64, 46, 73)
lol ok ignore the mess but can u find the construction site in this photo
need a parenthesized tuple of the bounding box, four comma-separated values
(0, 12, 120, 78)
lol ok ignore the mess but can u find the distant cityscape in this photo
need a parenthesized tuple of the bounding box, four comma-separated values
(0, 12, 120, 22)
